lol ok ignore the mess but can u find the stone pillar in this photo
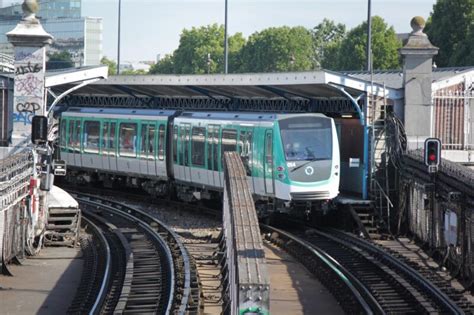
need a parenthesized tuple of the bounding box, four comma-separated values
(399, 16, 439, 150)
(6, 0, 53, 146)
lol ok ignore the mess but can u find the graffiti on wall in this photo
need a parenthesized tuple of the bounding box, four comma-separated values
(13, 47, 45, 132)
(13, 101, 41, 125)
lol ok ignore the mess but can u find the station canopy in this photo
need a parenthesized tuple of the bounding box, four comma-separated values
(48, 69, 402, 117)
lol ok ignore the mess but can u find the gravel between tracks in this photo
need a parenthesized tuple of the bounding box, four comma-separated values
(126, 201, 221, 239)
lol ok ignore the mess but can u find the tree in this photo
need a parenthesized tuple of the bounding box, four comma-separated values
(425, 0, 474, 67)
(237, 26, 315, 73)
(149, 54, 174, 74)
(46, 51, 74, 70)
(121, 69, 148, 75)
(101, 56, 117, 76)
(312, 19, 346, 69)
(151, 24, 246, 74)
(324, 16, 402, 71)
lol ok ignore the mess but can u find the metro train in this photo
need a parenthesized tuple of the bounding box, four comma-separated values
(58, 107, 340, 215)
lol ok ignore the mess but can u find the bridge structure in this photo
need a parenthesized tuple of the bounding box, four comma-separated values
(0, 12, 473, 296)
(48, 70, 399, 202)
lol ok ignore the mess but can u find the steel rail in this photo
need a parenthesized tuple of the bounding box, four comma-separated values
(325, 228, 465, 315)
(77, 196, 175, 314)
(81, 216, 112, 315)
(75, 193, 194, 314)
(261, 224, 379, 315)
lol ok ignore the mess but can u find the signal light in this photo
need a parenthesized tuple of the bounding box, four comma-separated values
(424, 138, 441, 167)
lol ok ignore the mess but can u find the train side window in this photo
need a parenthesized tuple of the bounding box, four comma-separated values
(60, 119, 67, 149)
(158, 124, 165, 161)
(109, 122, 116, 156)
(119, 123, 137, 158)
(173, 125, 178, 163)
(222, 129, 237, 153)
(84, 121, 100, 154)
(191, 127, 205, 166)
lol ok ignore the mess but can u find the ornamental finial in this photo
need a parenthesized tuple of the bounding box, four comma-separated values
(410, 16, 426, 35)
(22, 0, 39, 22)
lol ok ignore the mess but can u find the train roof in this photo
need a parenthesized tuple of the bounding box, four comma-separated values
(62, 107, 177, 117)
(179, 111, 329, 122)
(48, 186, 79, 209)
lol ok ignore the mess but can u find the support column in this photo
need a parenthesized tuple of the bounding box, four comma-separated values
(5, 1, 53, 250)
(399, 16, 438, 150)
(6, 0, 53, 146)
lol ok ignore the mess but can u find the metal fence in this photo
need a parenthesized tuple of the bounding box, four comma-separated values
(398, 151, 474, 285)
(433, 87, 474, 150)
(0, 150, 34, 268)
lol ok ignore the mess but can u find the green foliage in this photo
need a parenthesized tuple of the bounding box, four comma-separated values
(237, 26, 315, 73)
(312, 19, 346, 69)
(326, 16, 401, 71)
(149, 54, 174, 74)
(101, 56, 117, 76)
(425, 0, 474, 67)
(150, 24, 246, 74)
(46, 51, 74, 70)
(121, 69, 148, 75)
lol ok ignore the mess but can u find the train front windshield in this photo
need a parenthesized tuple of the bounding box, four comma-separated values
(279, 117, 332, 161)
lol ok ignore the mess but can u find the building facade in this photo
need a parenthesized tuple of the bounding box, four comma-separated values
(0, 0, 81, 19)
(0, 0, 102, 66)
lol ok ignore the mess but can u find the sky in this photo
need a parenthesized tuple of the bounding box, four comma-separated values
(5, 0, 437, 63)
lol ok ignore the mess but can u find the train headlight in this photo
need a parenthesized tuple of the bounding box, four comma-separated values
(278, 173, 286, 179)
(276, 166, 285, 172)
(335, 165, 339, 170)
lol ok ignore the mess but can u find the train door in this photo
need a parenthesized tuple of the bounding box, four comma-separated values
(239, 127, 254, 193)
(73, 119, 82, 166)
(221, 128, 238, 186)
(101, 121, 110, 170)
(139, 122, 157, 177)
(172, 125, 181, 180)
(181, 123, 192, 182)
(156, 123, 166, 177)
(264, 129, 274, 195)
(64, 119, 74, 166)
(108, 121, 118, 172)
(207, 125, 220, 188)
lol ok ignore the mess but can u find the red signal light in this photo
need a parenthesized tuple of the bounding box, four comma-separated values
(424, 138, 441, 168)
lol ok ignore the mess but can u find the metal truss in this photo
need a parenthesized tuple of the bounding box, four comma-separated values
(60, 95, 363, 115)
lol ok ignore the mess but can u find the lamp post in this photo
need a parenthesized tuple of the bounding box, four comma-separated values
(224, 0, 228, 74)
(366, 0, 372, 72)
(117, 0, 121, 75)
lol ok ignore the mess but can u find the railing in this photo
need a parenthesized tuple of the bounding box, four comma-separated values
(0, 149, 34, 267)
(433, 89, 474, 150)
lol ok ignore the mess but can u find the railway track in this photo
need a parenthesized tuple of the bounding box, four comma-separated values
(62, 185, 472, 313)
(69, 193, 201, 314)
(264, 224, 469, 314)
